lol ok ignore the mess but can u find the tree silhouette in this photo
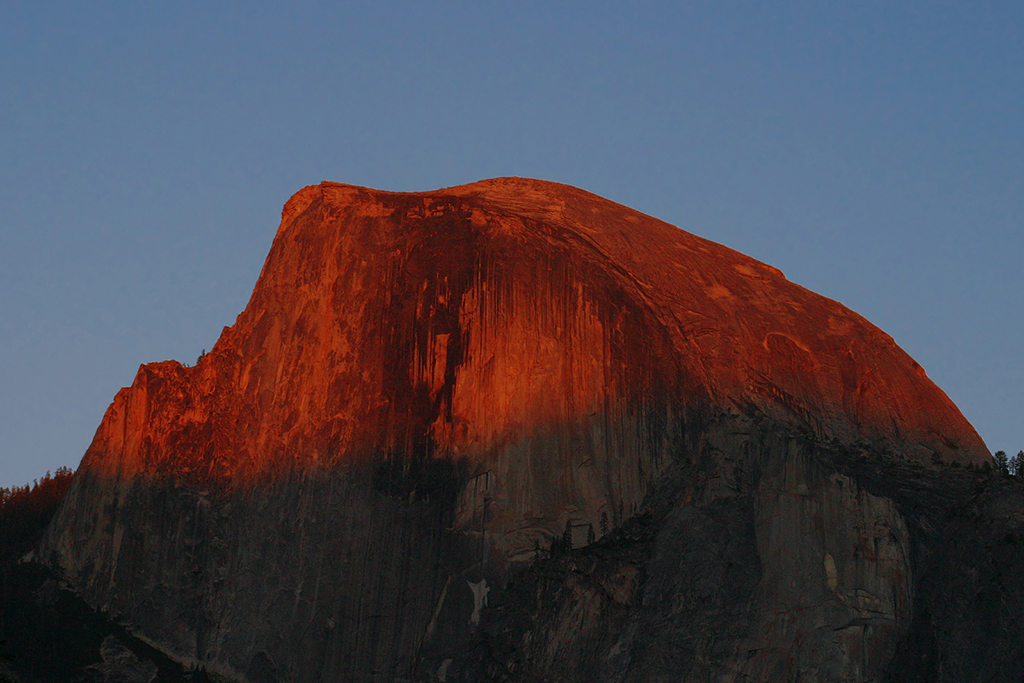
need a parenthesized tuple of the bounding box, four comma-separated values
(994, 450, 1009, 475)
(1011, 451, 1024, 478)
(0, 467, 74, 556)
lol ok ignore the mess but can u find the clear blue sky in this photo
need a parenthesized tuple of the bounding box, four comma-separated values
(1, 2, 1021, 486)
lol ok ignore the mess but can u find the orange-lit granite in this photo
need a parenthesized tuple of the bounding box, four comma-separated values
(43, 178, 994, 682)
(85, 178, 986, 484)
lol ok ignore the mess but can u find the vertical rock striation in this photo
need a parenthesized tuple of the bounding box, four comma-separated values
(40, 178, 997, 682)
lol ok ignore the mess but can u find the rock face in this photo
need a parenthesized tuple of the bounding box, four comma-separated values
(40, 178, 1004, 683)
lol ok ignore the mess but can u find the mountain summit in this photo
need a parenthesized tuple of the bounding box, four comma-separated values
(41, 179, 1014, 683)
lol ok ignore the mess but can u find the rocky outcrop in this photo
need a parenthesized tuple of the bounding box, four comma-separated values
(39, 178, 1001, 682)
(461, 432, 1024, 683)
(86, 636, 159, 683)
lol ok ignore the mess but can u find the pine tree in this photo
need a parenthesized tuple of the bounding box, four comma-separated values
(995, 450, 1009, 475)
(1011, 451, 1024, 477)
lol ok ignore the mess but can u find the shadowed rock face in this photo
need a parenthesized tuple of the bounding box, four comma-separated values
(40, 178, 999, 683)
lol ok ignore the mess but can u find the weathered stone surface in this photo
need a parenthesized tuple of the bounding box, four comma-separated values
(459, 431, 1024, 683)
(39, 178, 1001, 682)
(85, 636, 158, 683)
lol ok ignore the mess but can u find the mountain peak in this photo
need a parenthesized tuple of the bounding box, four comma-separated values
(41, 178, 994, 683)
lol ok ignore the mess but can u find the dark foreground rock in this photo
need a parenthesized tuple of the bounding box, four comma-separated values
(459, 432, 1024, 682)
(0, 536, 217, 682)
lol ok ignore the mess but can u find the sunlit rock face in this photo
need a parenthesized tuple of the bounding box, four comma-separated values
(41, 178, 991, 683)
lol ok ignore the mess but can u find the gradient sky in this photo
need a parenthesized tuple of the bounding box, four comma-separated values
(1, 2, 1021, 487)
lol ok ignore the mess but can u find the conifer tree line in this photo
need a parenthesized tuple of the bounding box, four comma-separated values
(993, 450, 1024, 477)
(0, 467, 74, 508)
(0, 467, 75, 556)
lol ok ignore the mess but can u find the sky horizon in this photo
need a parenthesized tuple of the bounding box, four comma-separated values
(2, 2, 1021, 486)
